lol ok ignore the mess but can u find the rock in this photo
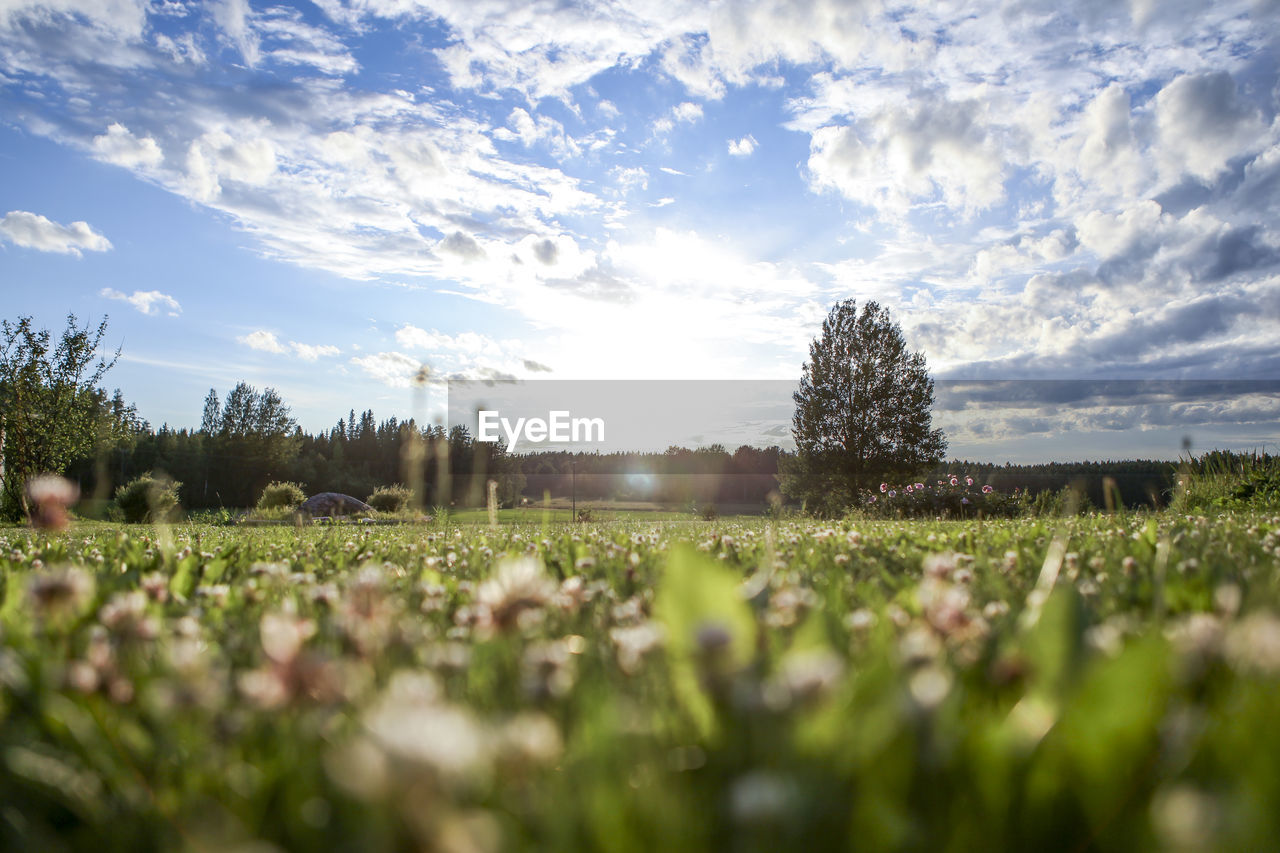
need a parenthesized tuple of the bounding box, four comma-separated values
(298, 492, 374, 517)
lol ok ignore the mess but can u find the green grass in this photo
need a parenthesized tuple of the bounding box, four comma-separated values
(2, 511, 1279, 851)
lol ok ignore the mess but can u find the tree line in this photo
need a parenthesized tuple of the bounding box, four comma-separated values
(1, 313, 1185, 520)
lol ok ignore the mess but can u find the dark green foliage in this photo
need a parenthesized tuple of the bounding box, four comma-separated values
(367, 484, 413, 513)
(0, 315, 125, 520)
(785, 300, 946, 514)
(113, 472, 182, 522)
(256, 481, 307, 511)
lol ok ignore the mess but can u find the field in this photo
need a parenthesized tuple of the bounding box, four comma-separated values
(2, 512, 1279, 851)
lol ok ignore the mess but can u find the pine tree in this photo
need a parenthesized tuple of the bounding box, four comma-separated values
(199, 388, 221, 434)
(783, 299, 946, 513)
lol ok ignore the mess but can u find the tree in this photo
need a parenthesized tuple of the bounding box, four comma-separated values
(199, 388, 221, 434)
(783, 299, 946, 513)
(0, 314, 121, 520)
(207, 382, 300, 505)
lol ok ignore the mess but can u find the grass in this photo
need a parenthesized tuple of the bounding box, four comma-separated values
(1, 510, 1279, 850)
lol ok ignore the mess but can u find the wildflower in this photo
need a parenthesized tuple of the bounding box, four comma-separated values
(521, 639, 576, 700)
(888, 490, 897, 498)
(496, 712, 563, 766)
(949, 477, 959, 486)
(28, 567, 94, 622)
(475, 556, 556, 633)
(982, 484, 994, 494)
(610, 622, 664, 674)
(908, 664, 953, 709)
(1224, 610, 1280, 675)
(880, 483, 888, 493)
(364, 675, 488, 782)
(965, 477, 973, 486)
(923, 551, 958, 580)
(338, 566, 401, 655)
(99, 591, 159, 640)
(25, 475, 79, 530)
(771, 649, 843, 706)
(914, 483, 924, 491)
(140, 572, 169, 603)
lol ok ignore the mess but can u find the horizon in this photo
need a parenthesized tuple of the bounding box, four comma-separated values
(2, 1, 1278, 462)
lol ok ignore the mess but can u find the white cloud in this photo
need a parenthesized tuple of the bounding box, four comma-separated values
(1074, 84, 1146, 197)
(213, 0, 259, 67)
(350, 351, 423, 387)
(289, 341, 341, 361)
(237, 329, 286, 353)
(808, 91, 1011, 216)
(237, 330, 341, 359)
(728, 134, 757, 156)
(1154, 71, 1270, 184)
(672, 101, 703, 123)
(99, 287, 181, 316)
(0, 210, 111, 255)
(91, 123, 163, 169)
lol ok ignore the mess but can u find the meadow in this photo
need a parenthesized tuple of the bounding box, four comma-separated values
(2, 510, 1279, 852)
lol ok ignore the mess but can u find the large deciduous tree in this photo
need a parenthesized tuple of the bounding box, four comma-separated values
(782, 299, 946, 514)
(0, 315, 120, 520)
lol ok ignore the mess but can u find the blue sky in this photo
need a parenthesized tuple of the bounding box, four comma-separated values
(1, 0, 1278, 459)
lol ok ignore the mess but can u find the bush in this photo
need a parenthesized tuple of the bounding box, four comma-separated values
(114, 473, 182, 523)
(257, 481, 306, 511)
(368, 484, 413, 513)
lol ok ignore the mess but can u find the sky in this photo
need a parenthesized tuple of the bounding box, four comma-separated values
(1, 0, 1278, 460)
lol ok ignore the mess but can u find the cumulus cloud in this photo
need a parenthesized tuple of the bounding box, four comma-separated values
(91, 123, 163, 169)
(100, 288, 181, 316)
(238, 330, 341, 359)
(238, 329, 286, 353)
(808, 92, 1011, 216)
(1155, 71, 1270, 185)
(728, 134, 757, 156)
(0, 210, 111, 255)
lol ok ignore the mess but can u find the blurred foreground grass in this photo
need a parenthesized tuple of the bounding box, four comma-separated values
(2, 512, 1279, 851)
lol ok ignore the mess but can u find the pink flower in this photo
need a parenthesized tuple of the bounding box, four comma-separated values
(965, 477, 973, 486)
(906, 485, 914, 493)
(868, 495, 877, 503)
(888, 490, 897, 498)
(880, 483, 888, 493)
(914, 483, 924, 491)
(949, 477, 958, 486)
(982, 485, 994, 494)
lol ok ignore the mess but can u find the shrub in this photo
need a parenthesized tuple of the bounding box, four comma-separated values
(114, 473, 182, 523)
(367, 484, 414, 513)
(257, 481, 307, 511)
(700, 503, 719, 521)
